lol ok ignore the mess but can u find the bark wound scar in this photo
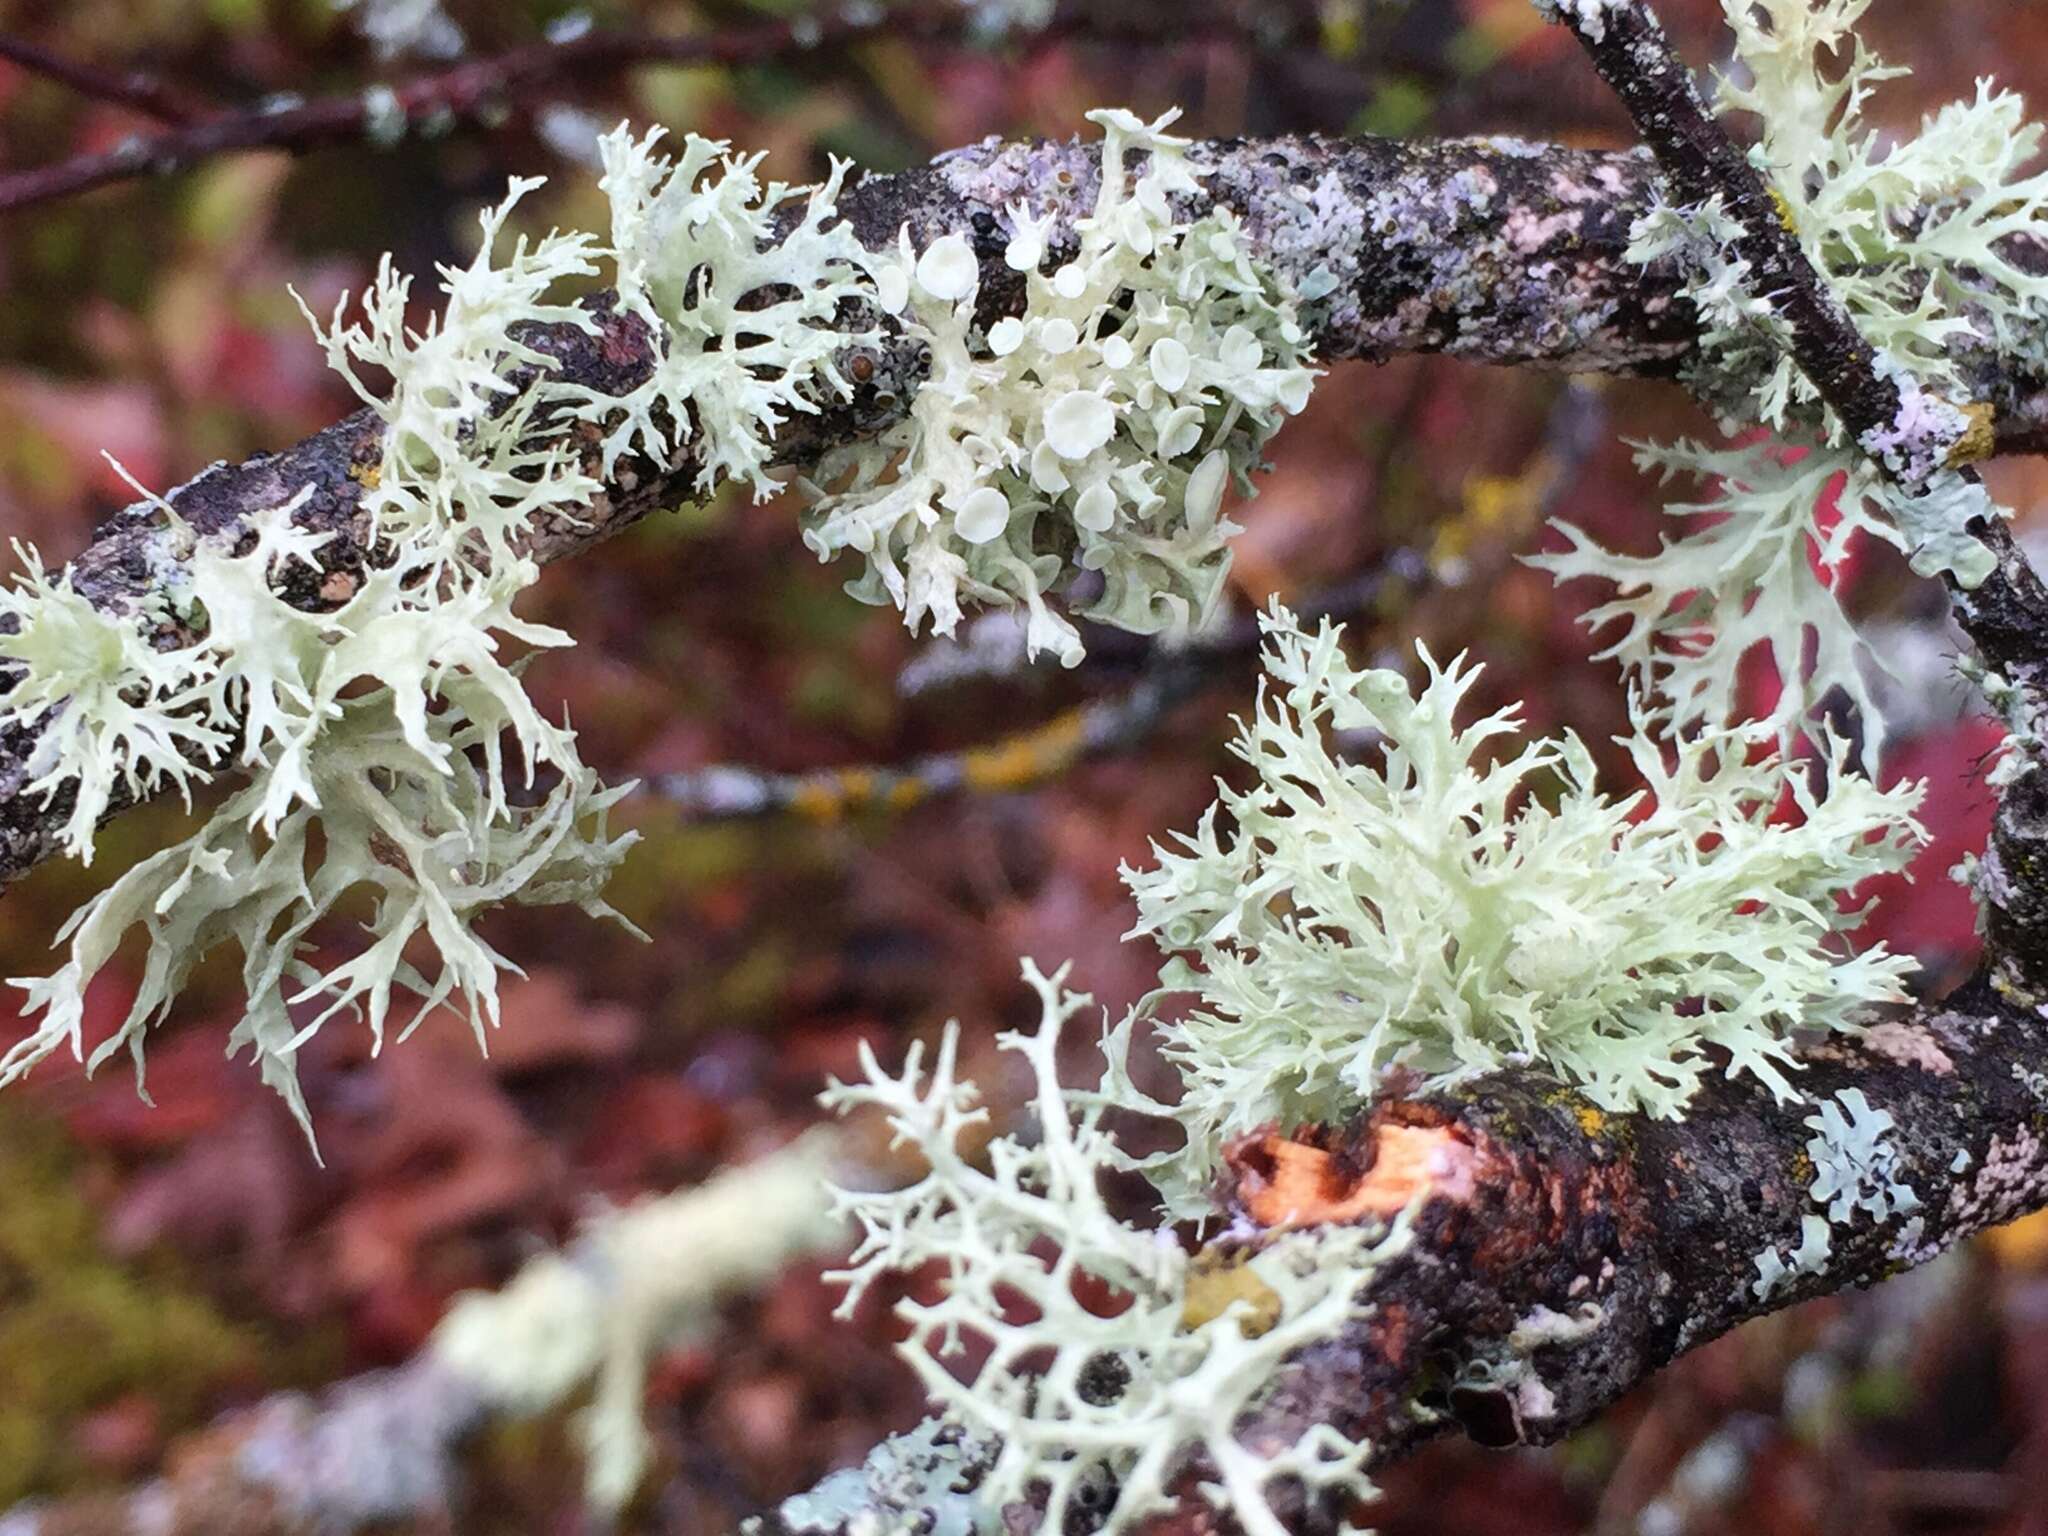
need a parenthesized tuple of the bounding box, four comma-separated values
(1228, 1117, 1483, 1229)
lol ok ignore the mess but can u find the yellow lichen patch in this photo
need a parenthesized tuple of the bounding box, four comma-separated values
(1768, 184, 1799, 234)
(789, 780, 848, 823)
(834, 768, 878, 808)
(1947, 400, 1998, 466)
(886, 777, 929, 811)
(1181, 1249, 1282, 1337)
(1435, 450, 1560, 570)
(348, 461, 382, 490)
(1575, 1104, 1607, 1138)
(961, 710, 1089, 792)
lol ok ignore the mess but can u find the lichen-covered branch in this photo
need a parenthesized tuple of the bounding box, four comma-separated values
(735, 972, 2048, 1536)
(1535, 0, 2048, 1003)
(13, 97, 2048, 1529)
(14, 962, 2048, 1536)
(0, 127, 1705, 890)
(1221, 975, 2048, 1466)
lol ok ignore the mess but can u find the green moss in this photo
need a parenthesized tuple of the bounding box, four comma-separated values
(0, 1114, 257, 1506)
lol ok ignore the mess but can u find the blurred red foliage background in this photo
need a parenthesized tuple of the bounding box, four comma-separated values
(4, 0, 2048, 1530)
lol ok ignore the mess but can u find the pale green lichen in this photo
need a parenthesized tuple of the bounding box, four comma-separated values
(1750, 1213, 1832, 1301)
(1718, 0, 2048, 408)
(301, 177, 606, 577)
(799, 108, 1317, 665)
(1541, 0, 2047, 750)
(824, 959, 1410, 1536)
(0, 107, 1329, 1148)
(1752, 1086, 1920, 1298)
(1121, 605, 1925, 1206)
(566, 124, 878, 499)
(1805, 1085, 1921, 1225)
(0, 544, 219, 865)
(3, 178, 648, 1151)
(1533, 437, 1968, 758)
(433, 1128, 844, 1512)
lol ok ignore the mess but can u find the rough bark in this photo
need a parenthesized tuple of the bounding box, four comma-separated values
(7, 124, 2047, 887)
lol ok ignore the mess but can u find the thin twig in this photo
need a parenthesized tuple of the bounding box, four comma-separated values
(1539, 0, 2048, 995)
(1539, 4, 1915, 458)
(0, 17, 890, 214)
(0, 32, 213, 124)
(648, 372, 1609, 825)
(0, 5, 1322, 217)
(1538, 3, 2048, 686)
(643, 566, 1422, 822)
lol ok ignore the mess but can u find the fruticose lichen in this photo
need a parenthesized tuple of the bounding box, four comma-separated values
(432, 1129, 844, 1512)
(800, 108, 1317, 665)
(824, 960, 1411, 1536)
(1541, 0, 2048, 754)
(1121, 604, 1925, 1206)
(0, 542, 221, 864)
(567, 124, 880, 500)
(0, 105, 1335, 1145)
(1, 175, 657, 1148)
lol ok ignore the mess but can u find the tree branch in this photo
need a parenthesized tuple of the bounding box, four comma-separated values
(0, 128, 1697, 889)
(0, 4, 1334, 217)
(1536, 0, 2048, 1014)
(0, 14, 902, 214)
(9, 117, 2048, 886)
(28, 970, 2036, 1536)
(644, 566, 1423, 821)
(735, 976, 2048, 1536)
(743, 17, 2048, 1530)
(0, 33, 213, 124)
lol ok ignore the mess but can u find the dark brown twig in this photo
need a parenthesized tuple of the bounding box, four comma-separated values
(0, 5, 1332, 218)
(0, 16, 901, 214)
(1537, 3, 2048, 659)
(0, 32, 213, 124)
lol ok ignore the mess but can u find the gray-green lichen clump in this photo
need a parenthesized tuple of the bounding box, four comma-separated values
(1120, 605, 1924, 1208)
(801, 109, 1316, 664)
